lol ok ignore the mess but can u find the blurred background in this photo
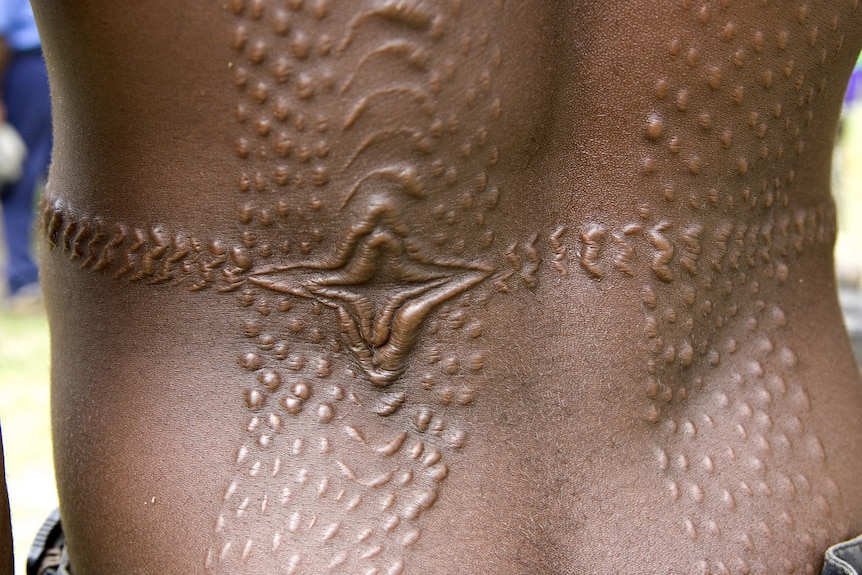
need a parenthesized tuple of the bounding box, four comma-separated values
(0, 308, 52, 574)
(834, 55, 862, 362)
(0, 46, 861, 575)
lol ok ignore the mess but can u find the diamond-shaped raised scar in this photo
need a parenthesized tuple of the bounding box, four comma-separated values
(250, 201, 492, 385)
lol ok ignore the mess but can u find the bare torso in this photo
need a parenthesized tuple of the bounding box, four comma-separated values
(32, 1, 862, 573)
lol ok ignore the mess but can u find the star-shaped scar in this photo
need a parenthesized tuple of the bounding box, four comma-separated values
(249, 197, 492, 385)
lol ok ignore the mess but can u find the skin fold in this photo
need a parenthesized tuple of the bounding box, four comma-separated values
(31, 1, 862, 573)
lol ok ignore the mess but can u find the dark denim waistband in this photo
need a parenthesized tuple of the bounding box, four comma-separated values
(12, 47, 43, 59)
(823, 535, 862, 575)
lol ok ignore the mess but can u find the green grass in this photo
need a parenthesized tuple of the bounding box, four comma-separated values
(0, 306, 56, 575)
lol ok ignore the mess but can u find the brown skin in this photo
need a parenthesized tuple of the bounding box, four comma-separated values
(0, 428, 13, 575)
(32, 1, 862, 574)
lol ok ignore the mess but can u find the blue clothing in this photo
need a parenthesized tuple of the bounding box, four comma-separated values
(0, 2, 50, 294)
(845, 55, 862, 106)
(0, 0, 41, 51)
(823, 535, 862, 575)
(1, 49, 51, 294)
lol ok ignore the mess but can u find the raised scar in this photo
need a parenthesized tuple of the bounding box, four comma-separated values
(250, 199, 492, 385)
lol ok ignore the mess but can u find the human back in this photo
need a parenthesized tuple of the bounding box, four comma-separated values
(33, 1, 862, 574)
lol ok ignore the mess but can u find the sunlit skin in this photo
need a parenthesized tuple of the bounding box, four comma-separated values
(30, 1, 862, 573)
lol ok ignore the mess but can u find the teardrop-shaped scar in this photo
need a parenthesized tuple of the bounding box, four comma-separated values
(250, 195, 492, 385)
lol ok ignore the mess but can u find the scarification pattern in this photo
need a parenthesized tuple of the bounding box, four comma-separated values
(207, 300, 466, 574)
(39, 0, 860, 572)
(212, 1, 507, 573)
(42, 1, 508, 572)
(633, 204, 842, 575)
(642, 0, 846, 214)
(39, 164, 844, 575)
(630, 1, 857, 571)
(228, 0, 505, 382)
(39, 199, 246, 292)
(249, 196, 492, 385)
